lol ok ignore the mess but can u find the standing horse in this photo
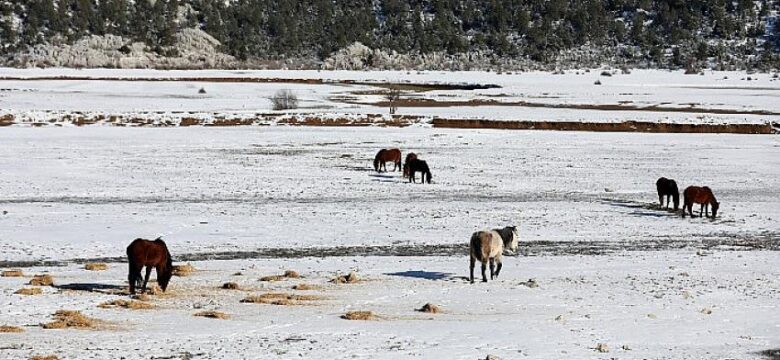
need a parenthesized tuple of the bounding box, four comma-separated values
(407, 158, 432, 184)
(126, 237, 173, 294)
(373, 148, 402, 172)
(469, 226, 519, 283)
(402, 152, 418, 179)
(656, 177, 680, 210)
(682, 186, 720, 219)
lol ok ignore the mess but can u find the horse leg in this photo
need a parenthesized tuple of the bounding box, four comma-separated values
(141, 266, 153, 293)
(495, 258, 503, 279)
(704, 203, 709, 217)
(469, 257, 475, 284)
(659, 193, 664, 208)
(699, 203, 704, 218)
(489, 258, 496, 280)
(481, 262, 488, 282)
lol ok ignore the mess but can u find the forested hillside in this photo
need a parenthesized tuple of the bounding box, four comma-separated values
(1, 0, 778, 70)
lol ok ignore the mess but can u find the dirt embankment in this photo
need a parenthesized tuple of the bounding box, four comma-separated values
(432, 119, 774, 134)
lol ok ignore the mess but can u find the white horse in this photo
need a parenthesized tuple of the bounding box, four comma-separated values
(469, 226, 519, 283)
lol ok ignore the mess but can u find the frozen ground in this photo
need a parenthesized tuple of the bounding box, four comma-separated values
(1, 68, 779, 125)
(0, 126, 778, 359)
(0, 127, 778, 263)
(1, 252, 778, 359)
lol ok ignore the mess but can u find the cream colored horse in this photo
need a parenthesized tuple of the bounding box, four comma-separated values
(469, 226, 519, 283)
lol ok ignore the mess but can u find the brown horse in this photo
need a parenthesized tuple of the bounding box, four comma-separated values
(126, 237, 173, 294)
(402, 152, 418, 178)
(373, 148, 402, 172)
(656, 177, 680, 210)
(682, 186, 720, 219)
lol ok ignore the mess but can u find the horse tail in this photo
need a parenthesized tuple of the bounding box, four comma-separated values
(469, 233, 483, 263)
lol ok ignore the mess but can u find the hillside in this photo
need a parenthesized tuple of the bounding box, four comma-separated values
(0, 0, 779, 70)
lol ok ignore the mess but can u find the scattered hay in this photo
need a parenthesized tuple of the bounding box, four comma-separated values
(84, 263, 108, 271)
(222, 282, 240, 290)
(131, 293, 151, 301)
(172, 264, 196, 277)
(98, 299, 154, 310)
(701, 307, 713, 315)
(594, 343, 609, 353)
(233, 272, 243, 276)
(417, 303, 441, 314)
(0, 325, 24, 333)
(1, 269, 23, 277)
(341, 311, 375, 320)
(194, 311, 229, 319)
(30, 356, 59, 360)
(485, 355, 501, 360)
(29, 274, 54, 286)
(148, 284, 163, 295)
(42, 310, 99, 329)
(520, 278, 539, 288)
(292, 283, 320, 291)
(260, 270, 301, 282)
(14, 287, 43, 296)
(241, 292, 323, 306)
(331, 271, 360, 284)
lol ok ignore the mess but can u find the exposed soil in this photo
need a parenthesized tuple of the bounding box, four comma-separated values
(432, 118, 773, 134)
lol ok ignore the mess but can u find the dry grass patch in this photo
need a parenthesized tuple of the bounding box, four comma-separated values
(98, 299, 154, 310)
(15, 287, 43, 296)
(84, 263, 108, 271)
(241, 292, 323, 306)
(172, 264, 196, 277)
(222, 282, 240, 290)
(29, 274, 54, 286)
(341, 311, 376, 320)
(42, 310, 99, 329)
(259, 269, 301, 282)
(30, 356, 59, 360)
(331, 271, 360, 284)
(1, 269, 23, 277)
(292, 283, 320, 291)
(0, 325, 24, 333)
(194, 311, 230, 319)
(417, 303, 441, 314)
(131, 293, 151, 301)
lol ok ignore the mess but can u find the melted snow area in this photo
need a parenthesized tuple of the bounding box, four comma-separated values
(0, 80, 778, 359)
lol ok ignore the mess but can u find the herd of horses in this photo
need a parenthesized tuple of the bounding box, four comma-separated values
(123, 163, 723, 293)
(374, 148, 432, 184)
(656, 177, 720, 218)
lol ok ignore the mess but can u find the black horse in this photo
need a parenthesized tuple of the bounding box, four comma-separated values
(656, 177, 679, 210)
(407, 159, 432, 184)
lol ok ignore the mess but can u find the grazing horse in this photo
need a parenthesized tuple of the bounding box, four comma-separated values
(682, 186, 720, 219)
(373, 148, 402, 172)
(407, 158, 432, 184)
(656, 177, 680, 210)
(402, 152, 418, 179)
(469, 226, 519, 283)
(126, 237, 173, 294)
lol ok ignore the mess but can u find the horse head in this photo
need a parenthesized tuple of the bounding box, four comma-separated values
(711, 201, 720, 218)
(504, 226, 519, 254)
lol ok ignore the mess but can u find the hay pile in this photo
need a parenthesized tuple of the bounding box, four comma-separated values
(42, 310, 99, 329)
(172, 264, 196, 277)
(259, 270, 301, 282)
(241, 292, 322, 306)
(417, 303, 441, 314)
(594, 343, 609, 353)
(1, 269, 23, 277)
(222, 282, 240, 290)
(292, 283, 320, 291)
(0, 325, 24, 333)
(341, 311, 375, 320)
(131, 293, 151, 301)
(98, 299, 154, 310)
(84, 263, 108, 271)
(331, 271, 360, 284)
(14, 287, 43, 296)
(30, 356, 59, 360)
(194, 311, 230, 319)
(29, 274, 54, 286)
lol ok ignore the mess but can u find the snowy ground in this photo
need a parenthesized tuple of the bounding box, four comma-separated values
(1, 68, 779, 125)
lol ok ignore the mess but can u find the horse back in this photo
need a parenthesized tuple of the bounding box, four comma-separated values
(127, 238, 169, 267)
(470, 231, 501, 262)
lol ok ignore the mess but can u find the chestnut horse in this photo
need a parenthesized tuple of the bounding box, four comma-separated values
(402, 152, 418, 179)
(656, 177, 680, 210)
(682, 186, 720, 219)
(126, 237, 173, 294)
(373, 148, 402, 172)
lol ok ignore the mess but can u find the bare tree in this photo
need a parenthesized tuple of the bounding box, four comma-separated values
(271, 89, 299, 110)
(385, 87, 401, 115)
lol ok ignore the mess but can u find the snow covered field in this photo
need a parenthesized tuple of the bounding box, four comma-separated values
(1, 68, 779, 126)
(0, 126, 778, 359)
